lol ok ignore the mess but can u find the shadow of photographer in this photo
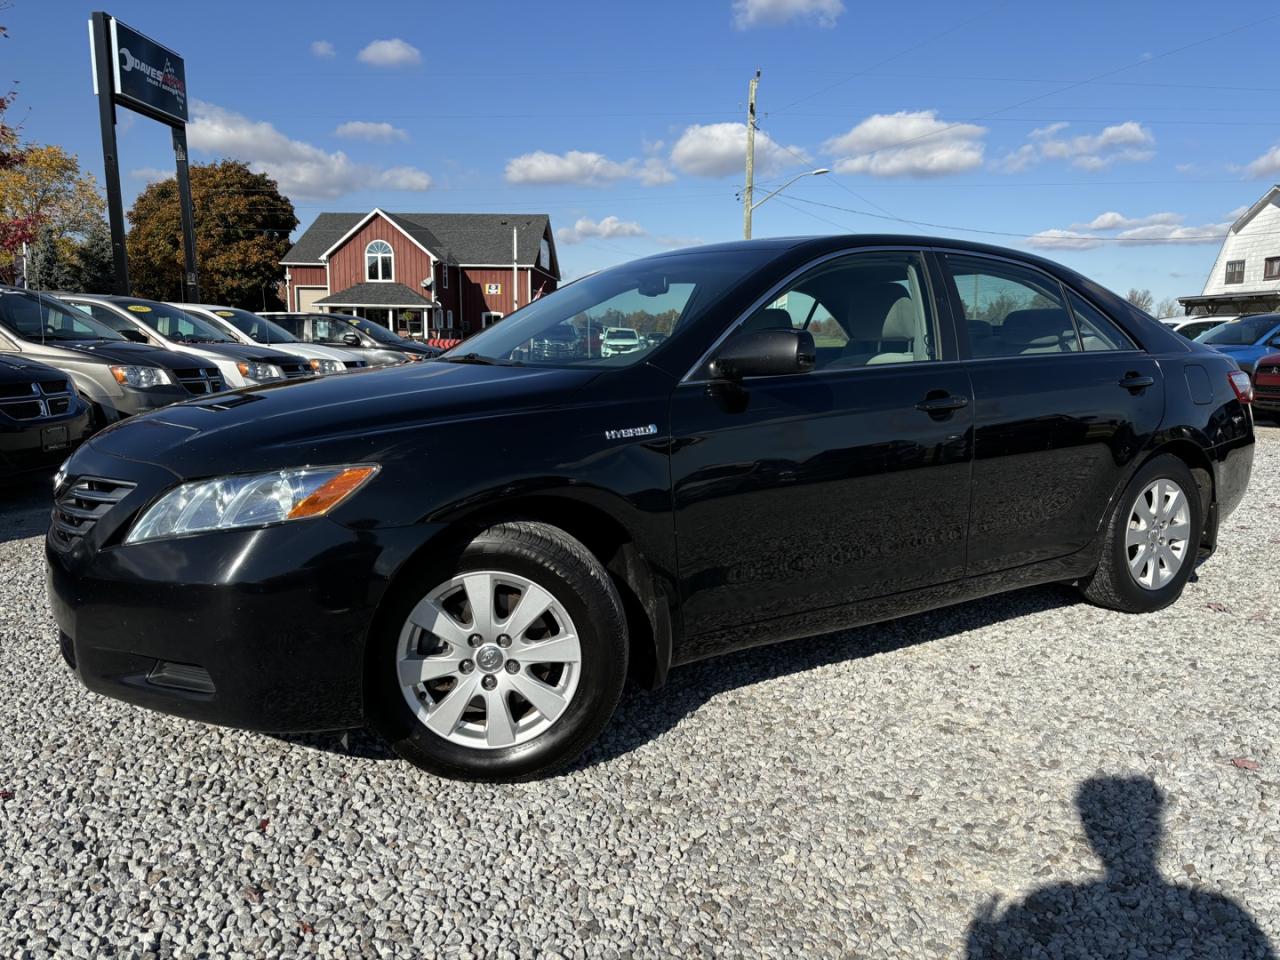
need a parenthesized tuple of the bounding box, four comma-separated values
(966, 775, 1275, 959)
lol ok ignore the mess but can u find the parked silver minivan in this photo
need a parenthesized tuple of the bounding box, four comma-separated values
(0, 287, 225, 426)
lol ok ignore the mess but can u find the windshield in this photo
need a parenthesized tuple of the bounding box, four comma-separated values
(0, 289, 125, 342)
(334, 314, 412, 346)
(442, 250, 774, 368)
(208, 307, 299, 344)
(114, 300, 233, 343)
(1196, 316, 1279, 346)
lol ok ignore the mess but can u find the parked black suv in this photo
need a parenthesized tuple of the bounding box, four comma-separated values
(0, 354, 91, 481)
(47, 236, 1254, 781)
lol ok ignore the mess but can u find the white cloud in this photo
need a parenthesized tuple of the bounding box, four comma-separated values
(733, 0, 843, 28)
(670, 122, 808, 178)
(1245, 144, 1280, 178)
(1026, 229, 1106, 251)
(1029, 209, 1234, 250)
(823, 110, 985, 177)
(188, 101, 431, 199)
(130, 167, 171, 185)
(334, 121, 409, 142)
(357, 38, 421, 68)
(1070, 211, 1181, 231)
(310, 40, 335, 58)
(556, 216, 647, 244)
(504, 149, 673, 186)
(996, 121, 1155, 172)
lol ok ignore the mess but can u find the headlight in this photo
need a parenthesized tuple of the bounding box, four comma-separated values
(236, 361, 284, 382)
(402, 352, 425, 363)
(109, 365, 173, 388)
(309, 358, 344, 375)
(125, 465, 379, 544)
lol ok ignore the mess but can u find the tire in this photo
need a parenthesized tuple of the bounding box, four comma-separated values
(366, 521, 628, 781)
(1079, 454, 1203, 613)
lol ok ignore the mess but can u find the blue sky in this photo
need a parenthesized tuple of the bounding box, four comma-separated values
(8, 0, 1280, 306)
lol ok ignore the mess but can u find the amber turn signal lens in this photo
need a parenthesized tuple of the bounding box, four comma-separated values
(287, 466, 379, 519)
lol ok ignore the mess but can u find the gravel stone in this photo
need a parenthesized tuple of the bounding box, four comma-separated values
(1, 427, 1277, 958)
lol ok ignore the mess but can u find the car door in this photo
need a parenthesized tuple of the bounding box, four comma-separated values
(938, 251, 1164, 576)
(669, 248, 973, 648)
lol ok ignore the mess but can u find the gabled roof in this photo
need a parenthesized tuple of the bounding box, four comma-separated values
(1229, 184, 1280, 234)
(282, 212, 557, 277)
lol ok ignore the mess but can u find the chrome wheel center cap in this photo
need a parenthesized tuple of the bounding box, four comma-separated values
(475, 644, 505, 673)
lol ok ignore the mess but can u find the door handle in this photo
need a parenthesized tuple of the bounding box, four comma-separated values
(1119, 373, 1155, 391)
(915, 394, 969, 414)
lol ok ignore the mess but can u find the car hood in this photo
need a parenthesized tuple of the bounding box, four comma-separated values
(85, 361, 599, 476)
(0, 353, 65, 383)
(174, 341, 307, 364)
(56, 339, 214, 370)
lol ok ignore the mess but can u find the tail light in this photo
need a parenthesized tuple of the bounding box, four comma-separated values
(1227, 369, 1253, 403)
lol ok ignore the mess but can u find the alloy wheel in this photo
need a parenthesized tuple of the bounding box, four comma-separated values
(1125, 478, 1192, 591)
(396, 571, 582, 749)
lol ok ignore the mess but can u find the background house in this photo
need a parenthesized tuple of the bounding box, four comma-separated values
(281, 211, 559, 338)
(1180, 185, 1280, 316)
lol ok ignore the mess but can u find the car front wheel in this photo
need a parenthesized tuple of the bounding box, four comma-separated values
(367, 521, 629, 781)
(1080, 453, 1203, 613)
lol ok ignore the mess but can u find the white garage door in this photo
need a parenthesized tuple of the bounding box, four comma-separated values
(296, 288, 326, 312)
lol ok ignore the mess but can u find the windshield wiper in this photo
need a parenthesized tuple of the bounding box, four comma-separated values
(438, 352, 517, 366)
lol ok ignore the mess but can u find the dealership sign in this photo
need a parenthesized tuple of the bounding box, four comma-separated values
(90, 16, 187, 124)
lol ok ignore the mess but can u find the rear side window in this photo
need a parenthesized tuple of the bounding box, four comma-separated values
(945, 255, 1078, 357)
(272, 316, 304, 337)
(1067, 291, 1137, 351)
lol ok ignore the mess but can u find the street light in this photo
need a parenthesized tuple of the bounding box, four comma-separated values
(744, 168, 830, 238)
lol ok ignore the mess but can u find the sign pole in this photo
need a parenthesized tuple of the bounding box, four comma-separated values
(171, 126, 200, 301)
(90, 11, 130, 295)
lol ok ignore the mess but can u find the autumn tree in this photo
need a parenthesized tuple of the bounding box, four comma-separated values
(0, 143, 105, 280)
(126, 160, 297, 308)
(0, 15, 39, 279)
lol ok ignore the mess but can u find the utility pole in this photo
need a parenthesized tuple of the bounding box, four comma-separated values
(743, 69, 760, 240)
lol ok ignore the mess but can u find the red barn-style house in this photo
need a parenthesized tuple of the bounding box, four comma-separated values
(280, 210, 560, 339)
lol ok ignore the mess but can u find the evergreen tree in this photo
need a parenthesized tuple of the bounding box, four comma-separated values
(69, 218, 116, 293)
(25, 228, 74, 290)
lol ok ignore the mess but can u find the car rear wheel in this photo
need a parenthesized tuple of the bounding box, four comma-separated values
(1080, 454, 1202, 613)
(366, 521, 628, 781)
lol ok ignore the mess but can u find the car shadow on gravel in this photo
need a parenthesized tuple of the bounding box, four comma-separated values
(578, 580, 1081, 771)
(964, 775, 1276, 959)
(0, 477, 53, 546)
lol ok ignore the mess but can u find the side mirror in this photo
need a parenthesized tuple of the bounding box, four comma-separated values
(708, 328, 816, 381)
(343, 332, 361, 346)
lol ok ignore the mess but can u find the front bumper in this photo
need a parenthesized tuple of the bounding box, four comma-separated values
(0, 408, 92, 479)
(106, 385, 192, 421)
(45, 446, 436, 732)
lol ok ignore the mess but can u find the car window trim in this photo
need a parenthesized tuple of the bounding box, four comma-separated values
(681, 244, 947, 384)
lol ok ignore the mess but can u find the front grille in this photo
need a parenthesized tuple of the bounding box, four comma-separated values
(0, 379, 73, 422)
(1259, 364, 1280, 376)
(279, 361, 314, 380)
(50, 476, 135, 550)
(173, 367, 226, 395)
(1256, 384, 1280, 397)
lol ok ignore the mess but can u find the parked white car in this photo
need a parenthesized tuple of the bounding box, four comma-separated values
(601, 327, 642, 357)
(175, 304, 367, 376)
(58, 294, 313, 388)
(1174, 316, 1233, 341)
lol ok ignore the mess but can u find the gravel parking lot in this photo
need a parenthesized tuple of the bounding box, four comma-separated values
(2, 427, 1277, 959)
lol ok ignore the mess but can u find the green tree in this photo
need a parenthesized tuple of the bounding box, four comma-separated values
(1125, 288, 1155, 314)
(69, 217, 116, 293)
(126, 160, 297, 308)
(26, 227, 74, 290)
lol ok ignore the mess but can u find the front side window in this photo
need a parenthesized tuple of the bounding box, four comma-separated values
(313, 317, 359, 345)
(729, 251, 937, 371)
(946, 255, 1078, 357)
(1225, 260, 1245, 284)
(366, 240, 394, 281)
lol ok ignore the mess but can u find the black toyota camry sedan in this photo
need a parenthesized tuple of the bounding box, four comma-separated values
(47, 236, 1255, 781)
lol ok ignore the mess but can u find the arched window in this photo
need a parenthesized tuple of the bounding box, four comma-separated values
(366, 240, 393, 281)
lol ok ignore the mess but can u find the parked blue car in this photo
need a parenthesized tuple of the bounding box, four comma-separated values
(1194, 314, 1280, 375)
